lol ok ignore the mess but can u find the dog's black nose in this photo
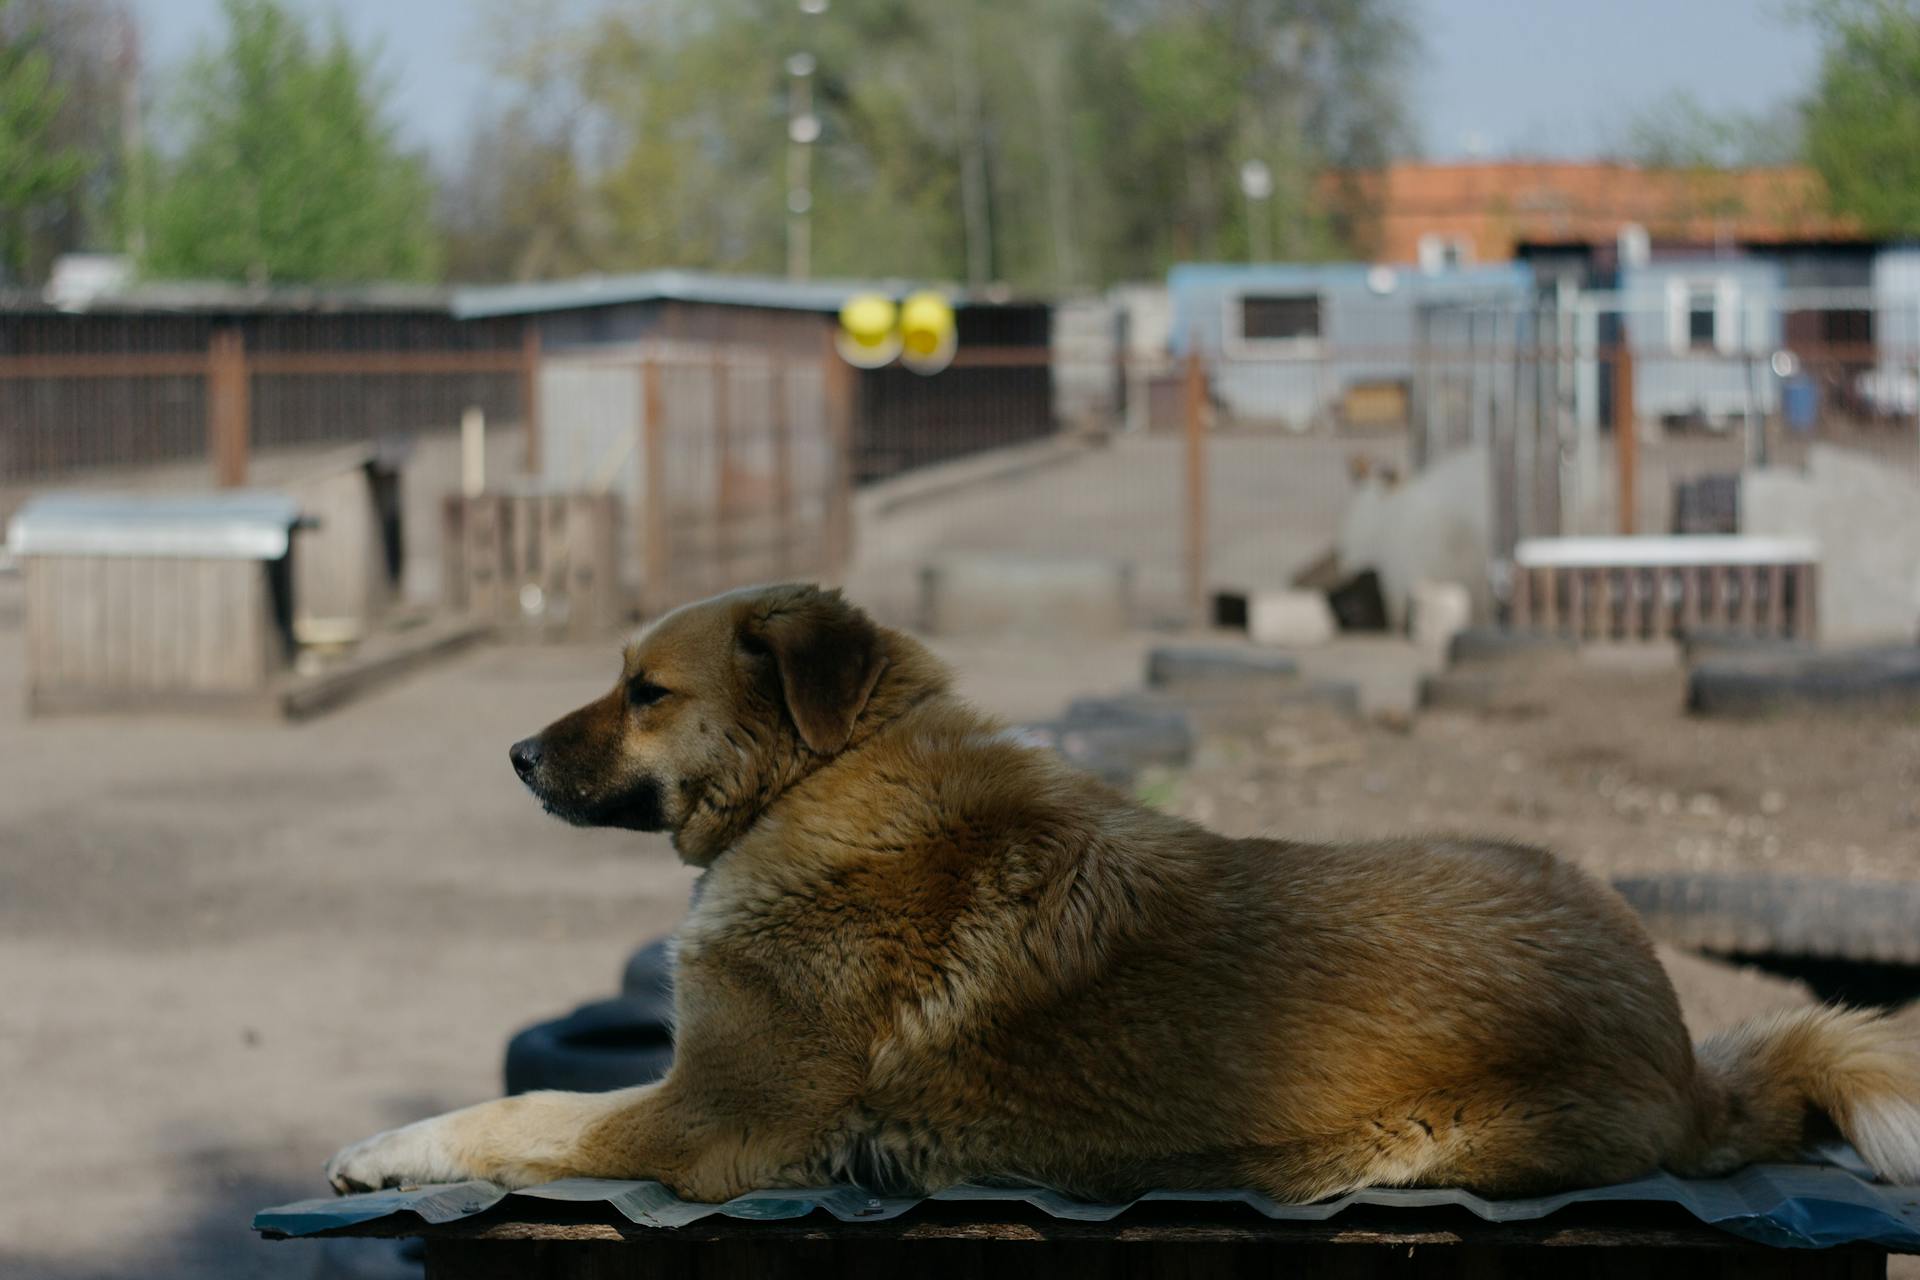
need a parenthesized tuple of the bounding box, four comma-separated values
(509, 737, 543, 781)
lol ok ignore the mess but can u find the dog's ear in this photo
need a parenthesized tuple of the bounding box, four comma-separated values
(744, 589, 888, 755)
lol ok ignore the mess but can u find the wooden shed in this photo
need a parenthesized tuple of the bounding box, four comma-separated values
(9, 492, 303, 713)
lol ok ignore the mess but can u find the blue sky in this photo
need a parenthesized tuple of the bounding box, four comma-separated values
(125, 0, 1821, 166)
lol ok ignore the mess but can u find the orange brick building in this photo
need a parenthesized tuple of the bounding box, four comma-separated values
(1326, 162, 1862, 267)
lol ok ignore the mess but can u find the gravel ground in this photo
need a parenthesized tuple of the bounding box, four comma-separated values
(1162, 650, 1920, 885)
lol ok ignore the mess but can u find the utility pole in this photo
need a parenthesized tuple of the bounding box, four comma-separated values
(952, 19, 991, 288)
(786, 51, 817, 282)
(785, 0, 827, 281)
(119, 14, 147, 263)
(1240, 160, 1272, 263)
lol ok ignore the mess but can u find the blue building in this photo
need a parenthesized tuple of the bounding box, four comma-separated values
(1166, 261, 1536, 431)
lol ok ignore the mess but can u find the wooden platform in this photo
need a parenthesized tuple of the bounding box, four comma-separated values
(274, 1196, 1892, 1279)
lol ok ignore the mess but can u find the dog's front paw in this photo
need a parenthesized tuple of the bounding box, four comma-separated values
(325, 1120, 462, 1195)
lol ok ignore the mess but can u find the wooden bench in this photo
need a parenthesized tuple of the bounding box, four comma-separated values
(1510, 536, 1819, 643)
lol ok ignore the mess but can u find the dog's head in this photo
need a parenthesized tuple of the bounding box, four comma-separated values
(509, 583, 935, 864)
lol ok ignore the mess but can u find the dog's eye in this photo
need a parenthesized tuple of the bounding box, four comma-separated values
(627, 678, 670, 708)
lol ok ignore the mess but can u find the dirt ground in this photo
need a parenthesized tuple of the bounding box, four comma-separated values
(1163, 649, 1920, 885)
(1, 572, 1909, 1279)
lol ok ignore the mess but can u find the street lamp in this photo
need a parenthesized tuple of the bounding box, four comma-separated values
(1239, 159, 1273, 263)
(786, 51, 818, 280)
(786, 0, 826, 280)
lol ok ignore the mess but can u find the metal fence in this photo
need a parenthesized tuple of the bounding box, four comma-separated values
(1415, 290, 1920, 556)
(0, 311, 531, 484)
(538, 348, 848, 614)
(27, 292, 1913, 632)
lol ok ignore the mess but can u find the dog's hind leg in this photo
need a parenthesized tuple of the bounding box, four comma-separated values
(1237, 1079, 1688, 1202)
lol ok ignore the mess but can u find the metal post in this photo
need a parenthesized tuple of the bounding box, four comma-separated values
(208, 327, 250, 488)
(641, 359, 669, 615)
(1612, 343, 1637, 536)
(520, 324, 543, 477)
(786, 53, 817, 281)
(772, 362, 794, 576)
(821, 331, 855, 575)
(1183, 349, 1209, 627)
(712, 357, 733, 592)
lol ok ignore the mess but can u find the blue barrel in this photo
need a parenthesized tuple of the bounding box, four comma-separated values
(1782, 376, 1819, 433)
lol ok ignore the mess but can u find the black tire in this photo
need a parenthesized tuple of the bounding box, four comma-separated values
(1017, 697, 1194, 786)
(620, 937, 675, 1002)
(1687, 646, 1920, 717)
(1447, 627, 1576, 665)
(1145, 646, 1298, 688)
(503, 994, 675, 1096)
(1612, 874, 1920, 964)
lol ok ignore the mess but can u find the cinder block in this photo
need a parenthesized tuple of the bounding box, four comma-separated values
(918, 554, 1134, 636)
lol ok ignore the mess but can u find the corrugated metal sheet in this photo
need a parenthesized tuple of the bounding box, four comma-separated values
(452, 271, 1012, 320)
(257, 1160, 1920, 1251)
(9, 492, 303, 559)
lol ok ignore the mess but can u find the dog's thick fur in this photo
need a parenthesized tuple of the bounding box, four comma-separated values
(328, 583, 1920, 1202)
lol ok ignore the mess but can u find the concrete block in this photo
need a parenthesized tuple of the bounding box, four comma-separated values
(917, 554, 1134, 637)
(1248, 590, 1337, 648)
(1744, 445, 1920, 646)
(1145, 646, 1298, 689)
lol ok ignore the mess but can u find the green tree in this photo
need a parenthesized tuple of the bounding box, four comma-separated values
(145, 0, 439, 282)
(1622, 91, 1804, 169)
(0, 0, 87, 283)
(1804, 0, 1920, 235)
(457, 0, 1416, 290)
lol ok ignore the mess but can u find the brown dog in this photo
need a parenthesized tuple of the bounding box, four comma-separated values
(327, 583, 1920, 1202)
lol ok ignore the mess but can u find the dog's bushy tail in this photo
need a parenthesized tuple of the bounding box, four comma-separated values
(1670, 1003, 1920, 1183)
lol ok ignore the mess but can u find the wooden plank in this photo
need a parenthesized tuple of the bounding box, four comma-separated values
(1568, 568, 1585, 642)
(1511, 562, 1532, 630)
(474, 497, 503, 620)
(1738, 565, 1758, 632)
(209, 327, 251, 487)
(23, 558, 46, 699)
(243, 350, 528, 376)
(0, 352, 210, 379)
(1765, 563, 1786, 636)
(441, 496, 468, 613)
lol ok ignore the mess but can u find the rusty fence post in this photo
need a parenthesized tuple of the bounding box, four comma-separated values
(641, 359, 669, 617)
(1612, 342, 1636, 536)
(772, 361, 794, 578)
(1183, 348, 1209, 627)
(712, 354, 733, 593)
(520, 323, 543, 478)
(821, 332, 855, 579)
(208, 327, 250, 487)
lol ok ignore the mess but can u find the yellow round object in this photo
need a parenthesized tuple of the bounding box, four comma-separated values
(898, 291, 956, 360)
(838, 293, 898, 356)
